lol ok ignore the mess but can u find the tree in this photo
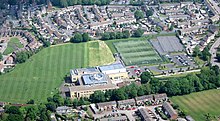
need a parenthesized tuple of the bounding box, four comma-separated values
(25, 106, 38, 121)
(5, 106, 21, 115)
(140, 71, 152, 84)
(90, 90, 105, 103)
(71, 33, 83, 43)
(101, 33, 110, 40)
(109, 32, 116, 39)
(116, 32, 123, 39)
(43, 40, 51, 47)
(201, 47, 211, 61)
(82, 33, 90, 42)
(163, 79, 181, 96)
(216, 52, 220, 62)
(133, 28, 144, 37)
(8, 0, 17, 5)
(146, 10, 153, 17)
(27, 99, 35, 104)
(16, 51, 29, 63)
(137, 85, 145, 96)
(60, 0, 68, 7)
(0, 53, 2, 61)
(6, 114, 24, 121)
(187, 74, 203, 92)
(46, 102, 56, 112)
(52, 94, 64, 106)
(114, 89, 125, 101)
(134, 10, 144, 20)
(64, 98, 72, 106)
(122, 30, 130, 38)
(193, 46, 201, 57)
(169, 24, 174, 31)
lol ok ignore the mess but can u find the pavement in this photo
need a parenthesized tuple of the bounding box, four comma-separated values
(209, 37, 220, 67)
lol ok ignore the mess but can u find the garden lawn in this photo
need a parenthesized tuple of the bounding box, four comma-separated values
(3, 37, 24, 55)
(171, 89, 220, 121)
(0, 41, 114, 103)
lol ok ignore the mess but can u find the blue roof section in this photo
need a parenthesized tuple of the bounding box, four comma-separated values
(82, 73, 108, 85)
(99, 63, 124, 72)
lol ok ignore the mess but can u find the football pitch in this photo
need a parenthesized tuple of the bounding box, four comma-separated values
(171, 89, 220, 121)
(114, 39, 163, 65)
(0, 41, 114, 103)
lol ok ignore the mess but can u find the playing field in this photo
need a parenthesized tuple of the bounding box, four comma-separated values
(171, 89, 220, 121)
(0, 41, 114, 103)
(113, 39, 163, 65)
(3, 37, 24, 55)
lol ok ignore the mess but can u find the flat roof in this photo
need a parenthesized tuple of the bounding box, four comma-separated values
(99, 63, 125, 72)
(82, 73, 108, 85)
(69, 83, 118, 92)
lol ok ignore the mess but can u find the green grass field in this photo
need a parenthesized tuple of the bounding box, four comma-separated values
(0, 41, 114, 103)
(113, 39, 163, 66)
(171, 89, 220, 121)
(3, 37, 24, 55)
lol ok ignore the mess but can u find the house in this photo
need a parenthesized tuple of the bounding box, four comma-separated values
(186, 115, 195, 121)
(89, 20, 114, 30)
(162, 102, 178, 120)
(154, 93, 167, 103)
(138, 108, 153, 121)
(5, 56, 14, 64)
(0, 107, 4, 115)
(209, 25, 218, 35)
(100, 116, 127, 121)
(117, 99, 136, 109)
(96, 101, 117, 111)
(0, 102, 6, 107)
(135, 95, 154, 105)
(92, 5, 104, 22)
(56, 106, 73, 115)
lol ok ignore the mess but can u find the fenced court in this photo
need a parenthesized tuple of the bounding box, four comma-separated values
(114, 40, 163, 66)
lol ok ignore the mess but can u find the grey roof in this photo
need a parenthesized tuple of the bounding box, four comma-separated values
(138, 108, 153, 121)
(82, 73, 108, 85)
(97, 101, 117, 108)
(100, 116, 127, 121)
(186, 115, 195, 121)
(136, 95, 154, 101)
(69, 83, 118, 92)
(154, 93, 167, 100)
(99, 63, 125, 72)
(162, 102, 178, 118)
(117, 99, 136, 105)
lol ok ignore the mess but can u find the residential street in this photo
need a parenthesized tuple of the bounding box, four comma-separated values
(210, 37, 220, 67)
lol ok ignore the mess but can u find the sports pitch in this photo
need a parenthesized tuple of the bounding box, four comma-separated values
(171, 89, 220, 121)
(114, 40, 163, 65)
(0, 41, 114, 103)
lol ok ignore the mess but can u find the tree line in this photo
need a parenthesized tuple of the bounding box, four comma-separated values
(101, 29, 144, 40)
(89, 65, 220, 103)
(70, 33, 91, 43)
(0, 94, 90, 121)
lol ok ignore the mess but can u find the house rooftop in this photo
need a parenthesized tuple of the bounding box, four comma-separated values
(96, 101, 117, 108)
(162, 102, 178, 118)
(138, 108, 152, 121)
